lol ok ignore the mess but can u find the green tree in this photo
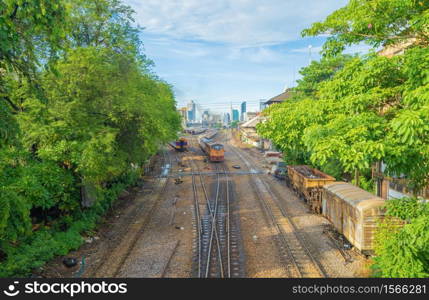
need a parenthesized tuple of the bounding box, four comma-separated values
(303, 0, 429, 57)
(0, 0, 181, 277)
(374, 198, 429, 277)
(0, 0, 67, 75)
(288, 0, 429, 278)
(294, 54, 353, 96)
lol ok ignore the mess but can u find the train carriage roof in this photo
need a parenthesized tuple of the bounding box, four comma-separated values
(207, 142, 223, 148)
(200, 137, 212, 143)
(323, 182, 385, 212)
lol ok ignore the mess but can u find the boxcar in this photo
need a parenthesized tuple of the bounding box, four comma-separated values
(186, 128, 207, 135)
(199, 137, 225, 162)
(322, 182, 386, 254)
(204, 130, 218, 140)
(287, 165, 336, 213)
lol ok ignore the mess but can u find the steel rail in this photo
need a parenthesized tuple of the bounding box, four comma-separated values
(258, 173, 327, 277)
(188, 136, 224, 278)
(202, 163, 224, 278)
(227, 142, 327, 277)
(191, 168, 202, 277)
(220, 163, 232, 278)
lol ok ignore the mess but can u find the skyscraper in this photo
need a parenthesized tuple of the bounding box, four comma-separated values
(187, 100, 196, 122)
(241, 101, 247, 121)
(223, 112, 231, 125)
(232, 109, 239, 122)
(187, 110, 194, 122)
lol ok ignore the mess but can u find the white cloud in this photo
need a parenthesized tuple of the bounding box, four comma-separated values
(126, 0, 348, 47)
(123, 0, 360, 106)
(291, 45, 323, 54)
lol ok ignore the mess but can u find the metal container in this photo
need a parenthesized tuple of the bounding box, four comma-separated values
(287, 165, 336, 213)
(322, 182, 386, 253)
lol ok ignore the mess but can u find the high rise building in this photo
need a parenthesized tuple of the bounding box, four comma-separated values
(232, 109, 239, 122)
(202, 110, 210, 126)
(187, 110, 194, 122)
(187, 100, 196, 122)
(223, 112, 231, 125)
(241, 101, 247, 121)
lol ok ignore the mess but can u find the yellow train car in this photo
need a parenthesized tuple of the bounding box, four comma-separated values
(287, 165, 336, 213)
(199, 138, 224, 162)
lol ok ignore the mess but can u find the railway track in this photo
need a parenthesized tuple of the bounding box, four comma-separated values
(217, 163, 243, 278)
(91, 148, 171, 278)
(188, 137, 223, 277)
(226, 140, 327, 278)
(187, 136, 243, 278)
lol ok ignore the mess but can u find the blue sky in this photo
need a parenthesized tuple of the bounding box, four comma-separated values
(124, 0, 355, 112)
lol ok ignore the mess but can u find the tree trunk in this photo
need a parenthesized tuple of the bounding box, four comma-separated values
(354, 169, 360, 187)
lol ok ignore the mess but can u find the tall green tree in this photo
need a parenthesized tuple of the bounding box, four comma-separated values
(303, 0, 429, 56)
(0, 0, 181, 277)
(259, 0, 429, 278)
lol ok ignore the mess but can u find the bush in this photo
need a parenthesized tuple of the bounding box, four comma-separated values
(0, 170, 138, 277)
(373, 197, 429, 277)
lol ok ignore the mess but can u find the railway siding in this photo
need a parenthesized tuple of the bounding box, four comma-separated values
(229, 144, 327, 278)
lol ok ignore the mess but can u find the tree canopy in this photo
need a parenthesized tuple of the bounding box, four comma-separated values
(258, 0, 429, 277)
(0, 0, 180, 277)
(303, 0, 429, 56)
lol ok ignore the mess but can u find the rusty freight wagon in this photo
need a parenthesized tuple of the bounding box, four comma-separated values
(287, 165, 335, 213)
(322, 182, 386, 254)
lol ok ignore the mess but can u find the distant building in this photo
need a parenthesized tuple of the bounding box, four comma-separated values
(178, 107, 188, 127)
(240, 101, 247, 121)
(223, 112, 231, 125)
(202, 110, 210, 126)
(232, 109, 239, 122)
(239, 116, 263, 148)
(263, 88, 293, 107)
(259, 99, 267, 111)
(202, 110, 209, 120)
(187, 100, 196, 122)
(244, 111, 257, 122)
(187, 110, 194, 122)
(210, 113, 222, 125)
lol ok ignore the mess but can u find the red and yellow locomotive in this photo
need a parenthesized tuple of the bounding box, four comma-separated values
(199, 137, 225, 162)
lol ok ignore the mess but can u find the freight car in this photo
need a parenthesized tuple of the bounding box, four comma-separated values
(204, 130, 218, 140)
(322, 182, 387, 254)
(169, 137, 188, 152)
(199, 137, 225, 162)
(287, 165, 336, 213)
(185, 128, 207, 135)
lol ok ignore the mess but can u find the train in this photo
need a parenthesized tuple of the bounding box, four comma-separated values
(198, 131, 224, 162)
(287, 165, 391, 253)
(185, 128, 207, 135)
(322, 182, 387, 254)
(169, 137, 188, 152)
(203, 130, 218, 140)
(287, 165, 336, 213)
